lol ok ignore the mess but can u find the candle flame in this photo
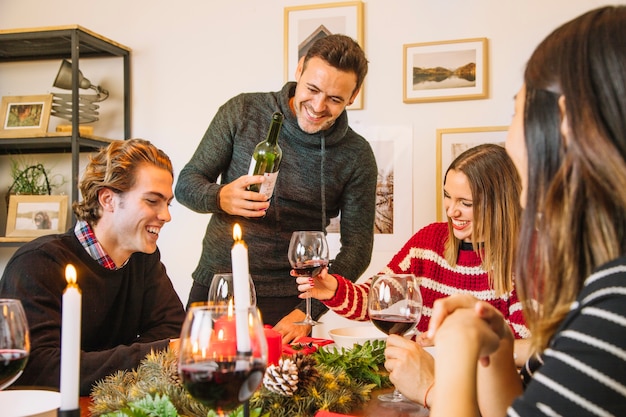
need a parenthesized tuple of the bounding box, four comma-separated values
(233, 223, 242, 241)
(65, 264, 77, 285)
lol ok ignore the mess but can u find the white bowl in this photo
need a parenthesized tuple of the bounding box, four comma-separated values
(0, 389, 60, 417)
(328, 325, 387, 349)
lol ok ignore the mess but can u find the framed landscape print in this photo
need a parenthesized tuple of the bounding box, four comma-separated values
(403, 38, 488, 103)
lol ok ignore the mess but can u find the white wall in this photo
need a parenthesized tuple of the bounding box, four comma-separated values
(0, 0, 618, 336)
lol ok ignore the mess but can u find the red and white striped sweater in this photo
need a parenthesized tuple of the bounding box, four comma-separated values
(324, 222, 530, 339)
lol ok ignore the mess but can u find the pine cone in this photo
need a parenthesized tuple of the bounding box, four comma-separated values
(263, 357, 299, 396)
(293, 352, 320, 387)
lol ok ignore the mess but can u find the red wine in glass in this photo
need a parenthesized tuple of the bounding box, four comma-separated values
(178, 304, 267, 417)
(371, 315, 417, 336)
(288, 231, 329, 326)
(292, 260, 329, 278)
(368, 274, 422, 404)
(0, 299, 30, 391)
(0, 349, 28, 389)
(180, 357, 265, 412)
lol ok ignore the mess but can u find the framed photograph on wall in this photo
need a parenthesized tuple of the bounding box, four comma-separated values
(0, 94, 53, 138)
(284, 1, 364, 110)
(436, 126, 508, 221)
(5, 194, 69, 238)
(403, 38, 488, 103)
(326, 125, 413, 252)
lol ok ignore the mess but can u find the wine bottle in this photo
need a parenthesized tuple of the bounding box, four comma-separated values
(247, 111, 284, 197)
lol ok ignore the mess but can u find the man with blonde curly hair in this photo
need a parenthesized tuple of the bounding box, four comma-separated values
(0, 138, 185, 395)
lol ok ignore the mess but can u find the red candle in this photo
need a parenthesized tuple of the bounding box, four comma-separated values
(211, 316, 237, 358)
(264, 325, 282, 365)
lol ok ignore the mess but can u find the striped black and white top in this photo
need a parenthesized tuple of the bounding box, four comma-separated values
(509, 256, 626, 417)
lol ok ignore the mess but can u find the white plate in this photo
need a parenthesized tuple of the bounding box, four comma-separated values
(0, 390, 60, 417)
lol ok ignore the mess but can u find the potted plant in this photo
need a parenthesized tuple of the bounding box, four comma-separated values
(5, 159, 65, 205)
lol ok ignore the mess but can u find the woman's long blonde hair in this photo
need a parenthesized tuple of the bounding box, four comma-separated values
(443, 143, 522, 296)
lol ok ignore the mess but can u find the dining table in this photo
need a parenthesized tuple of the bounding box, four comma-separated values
(79, 388, 429, 417)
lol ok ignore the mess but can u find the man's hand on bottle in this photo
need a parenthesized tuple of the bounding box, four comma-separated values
(219, 175, 269, 217)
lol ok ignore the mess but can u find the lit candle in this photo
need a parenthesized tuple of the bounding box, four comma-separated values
(232, 224, 251, 352)
(60, 264, 81, 412)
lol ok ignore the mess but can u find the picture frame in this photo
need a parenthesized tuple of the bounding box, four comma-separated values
(326, 125, 413, 252)
(0, 94, 53, 138)
(5, 194, 69, 238)
(436, 126, 508, 221)
(284, 1, 364, 110)
(403, 38, 488, 103)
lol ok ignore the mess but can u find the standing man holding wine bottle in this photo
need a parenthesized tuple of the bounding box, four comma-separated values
(175, 34, 377, 343)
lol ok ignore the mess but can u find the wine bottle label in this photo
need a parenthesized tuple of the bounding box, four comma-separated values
(258, 171, 279, 198)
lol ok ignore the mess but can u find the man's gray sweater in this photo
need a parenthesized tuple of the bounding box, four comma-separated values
(175, 82, 377, 321)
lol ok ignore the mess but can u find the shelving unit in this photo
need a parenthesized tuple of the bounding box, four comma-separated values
(0, 25, 131, 245)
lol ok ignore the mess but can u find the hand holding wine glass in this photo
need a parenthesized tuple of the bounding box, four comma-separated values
(368, 274, 422, 403)
(0, 299, 30, 390)
(178, 304, 267, 416)
(288, 231, 329, 326)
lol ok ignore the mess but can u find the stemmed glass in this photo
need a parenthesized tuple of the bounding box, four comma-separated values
(178, 304, 267, 416)
(288, 231, 329, 326)
(368, 274, 422, 403)
(208, 273, 256, 307)
(0, 299, 30, 390)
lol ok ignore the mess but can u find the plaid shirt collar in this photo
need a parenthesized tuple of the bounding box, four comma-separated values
(74, 219, 118, 270)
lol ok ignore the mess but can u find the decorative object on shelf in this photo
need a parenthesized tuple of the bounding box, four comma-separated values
(436, 126, 508, 220)
(55, 124, 94, 136)
(51, 59, 109, 124)
(4, 161, 68, 238)
(5, 194, 69, 238)
(0, 94, 53, 138)
(403, 37, 489, 103)
(284, 1, 364, 110)
(6, 160, 65, 203)
(90, 340, 389, 417)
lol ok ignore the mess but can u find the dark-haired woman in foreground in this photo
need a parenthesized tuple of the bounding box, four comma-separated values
(427, 6, 626, 416)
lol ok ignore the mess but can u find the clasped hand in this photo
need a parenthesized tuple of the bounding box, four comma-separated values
(427, 294, 510, 366)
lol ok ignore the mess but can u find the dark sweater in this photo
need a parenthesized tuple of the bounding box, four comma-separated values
(175, 82, 378, 321)
(0, 231, 185, 395)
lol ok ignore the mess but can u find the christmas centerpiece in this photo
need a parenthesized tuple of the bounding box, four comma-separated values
(89, 340, 390, 417)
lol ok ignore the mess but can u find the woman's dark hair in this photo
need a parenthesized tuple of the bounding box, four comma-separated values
(517, 5, 626, 350)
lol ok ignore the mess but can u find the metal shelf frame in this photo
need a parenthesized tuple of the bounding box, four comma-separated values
(0, 25, 131, 244)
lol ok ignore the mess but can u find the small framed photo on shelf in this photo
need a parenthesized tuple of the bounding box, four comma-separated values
(403, 38, 488, 103)
(284, 1, 364, 110)
(5, 194, 69, 238)
(0, 94, 53, 138)
(436, 126, 508, 221)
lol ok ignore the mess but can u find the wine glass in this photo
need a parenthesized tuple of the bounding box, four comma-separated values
(0, 299, 30, 390)
(368, 274, 422, 403)
(208, 273, 256, 307)
(178, 304, 267, 416)
(288, 231, 329, 326)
